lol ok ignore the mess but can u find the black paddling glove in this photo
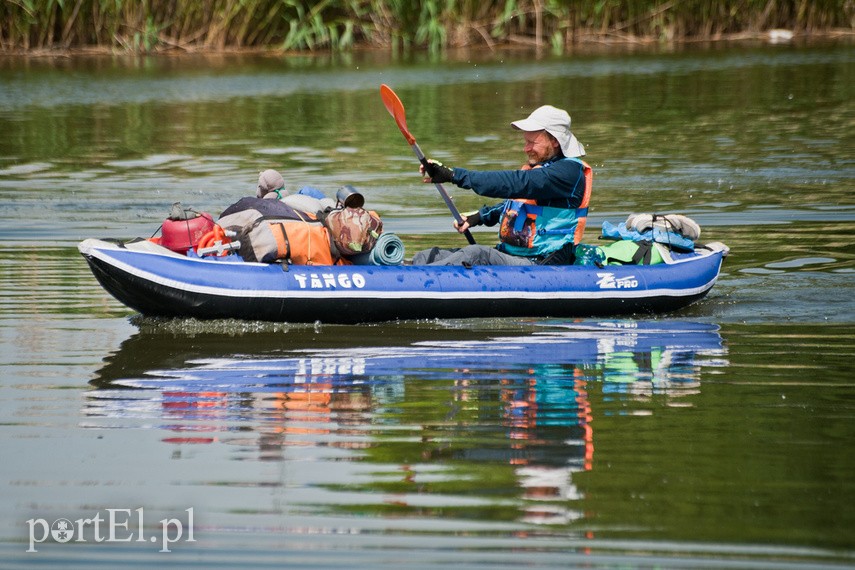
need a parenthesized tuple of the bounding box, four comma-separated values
(425, 160, 454, 184)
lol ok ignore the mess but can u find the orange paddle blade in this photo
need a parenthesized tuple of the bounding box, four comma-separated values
(380, 84, 416, 146)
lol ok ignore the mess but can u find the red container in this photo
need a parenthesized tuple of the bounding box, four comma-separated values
(161, 212, 215, 253)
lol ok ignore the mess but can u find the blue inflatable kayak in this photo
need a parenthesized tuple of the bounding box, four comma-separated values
(79, 238, 728, 323)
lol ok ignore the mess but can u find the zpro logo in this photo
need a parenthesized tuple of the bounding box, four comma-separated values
(596, 272, 639, 289)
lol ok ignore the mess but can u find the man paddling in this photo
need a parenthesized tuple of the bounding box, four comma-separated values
(413, 105, 592, 266)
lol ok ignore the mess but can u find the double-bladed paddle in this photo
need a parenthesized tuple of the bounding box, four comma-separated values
(380, 84, 476, 245)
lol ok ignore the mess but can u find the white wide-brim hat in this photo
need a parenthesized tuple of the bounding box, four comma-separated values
(511, 105, 585, 157)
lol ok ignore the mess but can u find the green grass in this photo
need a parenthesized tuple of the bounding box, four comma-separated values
(1, 0, 851, 53)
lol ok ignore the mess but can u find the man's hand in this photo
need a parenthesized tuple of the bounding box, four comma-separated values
(453, 219, 470, 234)
(420, 159, 454, 184)
(453, 211, 480, 234)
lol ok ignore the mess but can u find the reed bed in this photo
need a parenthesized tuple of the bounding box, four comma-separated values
(1, 0, 852, 53)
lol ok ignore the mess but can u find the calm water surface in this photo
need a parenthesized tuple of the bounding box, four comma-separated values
(1, 43, 854, 568)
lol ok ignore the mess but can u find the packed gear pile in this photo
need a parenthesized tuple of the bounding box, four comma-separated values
(152, 180, 391, 267)
(573, 213, 704, 267)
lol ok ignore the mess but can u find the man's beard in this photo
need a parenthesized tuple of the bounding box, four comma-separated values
(527, 152, 546, 166)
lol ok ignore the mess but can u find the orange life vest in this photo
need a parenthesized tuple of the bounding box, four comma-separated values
(498, 159, 593, 257)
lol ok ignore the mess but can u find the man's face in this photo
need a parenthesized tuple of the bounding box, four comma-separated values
(523, 130, 559, 165)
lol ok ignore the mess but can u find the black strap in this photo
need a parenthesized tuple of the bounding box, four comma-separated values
(631, 241, 653, 265)
(274, 222, 291, 261)
(605, 240, 653, 266)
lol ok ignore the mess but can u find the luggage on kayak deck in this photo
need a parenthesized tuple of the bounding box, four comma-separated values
(160, 203, 215, 253)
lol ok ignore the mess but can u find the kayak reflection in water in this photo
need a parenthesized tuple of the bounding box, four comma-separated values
(87, 321, 727, 526)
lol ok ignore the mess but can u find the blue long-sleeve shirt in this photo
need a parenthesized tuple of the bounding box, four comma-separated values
(451, 156, 587, 226)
